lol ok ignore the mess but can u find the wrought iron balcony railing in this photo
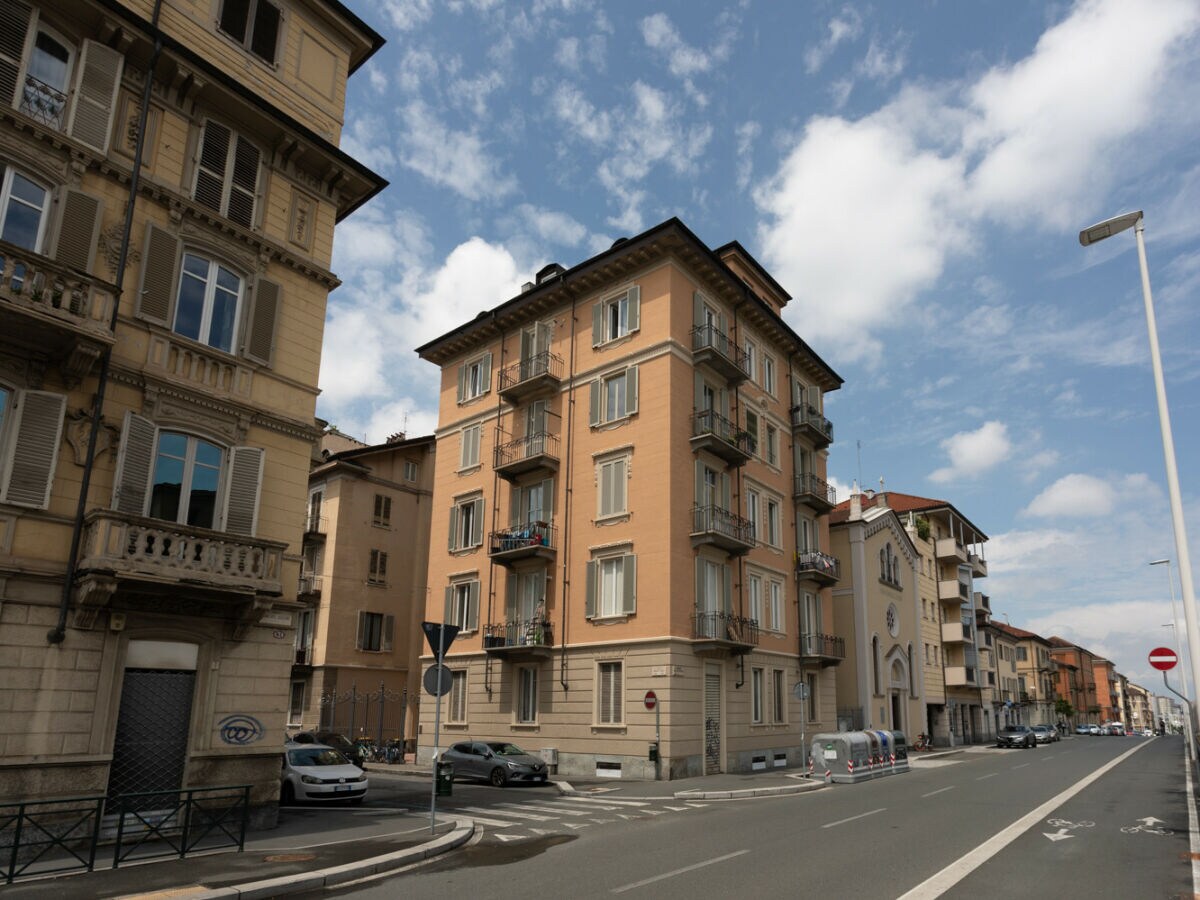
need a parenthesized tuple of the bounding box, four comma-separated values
(789, 404, 833, 446)
(795, 549, 840, 584)
(691, 504, 755, 553)
(693, 610, 759, 649)
(484, 617, 553, 651)
(19, 74, 67, 129)
(691, 324, 749, 382)
(488, 520, 557, 563)
(497, 350, 564, 400)
(494, 430, 560, 476)
(800, 632, 846, 660)
(793, 472, 836, 509)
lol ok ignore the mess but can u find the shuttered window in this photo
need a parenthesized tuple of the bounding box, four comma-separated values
(597, 661, 623, 725)
(459, 423, 481, 469)
(445, 579, 480, 633)
(448, 671, 467, 722)
(588, 366, 639, 426)
(517, 667, 537, 724)
(218, 0, 282, 65)
(149, 431, 222, 529)
(448, 496, 484, 551)
(194, 121, 261, 228)
(0, 165, 49, 252)
(0, 1, 32, 111)
(0, 388, 66, 509)
(20, 27, 71, 129)
(356, 610, 394, 652)
(772, 669, 786, 723)
(751, 668, 763, 724)
(456, 353, 492, 403)
(591, 285, 640, 345)
(373, 494, 391, 527)
(597, 455, 627, 518)
(368, 549, 388, 585)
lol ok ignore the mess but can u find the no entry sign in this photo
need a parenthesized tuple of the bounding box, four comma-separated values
(1149, 647, 1178, 671)
(644, 690, 657, 711)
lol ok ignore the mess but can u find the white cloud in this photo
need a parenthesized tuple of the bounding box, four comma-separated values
(641, 13, 714, 78)
(1023, 472, 1157, 518)
(397, 102, 517, 201)
(550, 84, 612, 145)
(857, 37, 906, 82)
(928, 420, 1012, 483)
(804, 6, 863, 74)
(735, 121, 760, 191)
(448, 71, 504, 119)
(396, 49, 438, 93)
(339, 116, 397, 173)
(380, 0, 435, 31)
(510, 204, 589, 247)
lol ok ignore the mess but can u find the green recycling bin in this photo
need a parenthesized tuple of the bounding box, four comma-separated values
(435, 760, 454, 796)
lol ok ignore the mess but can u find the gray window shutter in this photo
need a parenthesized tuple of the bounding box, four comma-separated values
(622, 555, 636, 615)
(195, 121, 230, 214)
(694, 460, 704, 508)
(223, 446, 264, 536)
(695, 556, 705, 608)
(243, 277, 279, 365)
(1, 390, 65, 508)
(481, 352, 492, 392)
(541, 477, 554, 520)
(382, 615, 394, 651)
(137, 223, 179, 326)
(470, 498, 484, 546)
(468, 581, 480, 630)
(53, 190, 102, 274)
(692, 291, 704, 328)
(585, 560, 597, 618)
(444, 586, 453, 623)
(627, 286, 640, 332)
(66, 40, 123, 154)
(721, 471, 731, 511)
(0, 1, 31, 108)
(592, 302, 603, 345)
(447, 505, 458, 550)
(520, 328, 533, 361)
(625, 365, 638, 415)
(456, 363, 466, 403)
(227, 135, 260, 227)
(589, 380, 600, 426)
(505, 573, 517, 621)
(355, 611, 365, 650)
(722, 564, 733, 613)
(535, 320, 551, 354)
(112, 411, 156, 515)
(509, 484, 521, 526)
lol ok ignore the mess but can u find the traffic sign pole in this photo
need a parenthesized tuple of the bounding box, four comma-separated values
(430, 624, 445, 834)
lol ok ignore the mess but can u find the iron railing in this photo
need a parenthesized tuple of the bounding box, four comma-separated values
(298, 573, 323, 595)
(1, 795, 103, 883)
(19, 74, 67, 129)
(693, 610, 759, 647)
(484, 617, 553, 649)
(305, 514, 327, 534)
(489, 521, 556, 555)
(691, 409, 750, 452)
(691, 504, 755, 546)
(795, 549, 841, 581)
(800, 632, 845, 659)
(498, 350, 564, 391)
(691, 324, 749, 374)
(494, 431, 561, 469)
(793, 472, 836, 505)
(789, 404, 834, 444)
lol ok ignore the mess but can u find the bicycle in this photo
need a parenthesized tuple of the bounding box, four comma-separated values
(912, 733, 933, 751)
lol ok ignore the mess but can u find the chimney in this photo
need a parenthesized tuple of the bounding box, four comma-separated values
(849, 481, 862, 521)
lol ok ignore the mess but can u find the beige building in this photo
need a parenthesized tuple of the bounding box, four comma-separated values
(415, 218, 843, 779)
(0, 0, 384, 824)
(980, 621, 1020, 732)
(828, 489, 923, 735)
(992, 622, 1057, 729)
(289, 430, 435, 749)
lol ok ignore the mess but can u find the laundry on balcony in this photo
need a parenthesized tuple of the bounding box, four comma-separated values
(494, 522, 550, 552)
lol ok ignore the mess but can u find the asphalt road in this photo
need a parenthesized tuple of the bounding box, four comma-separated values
(310, 735, 1194, 900)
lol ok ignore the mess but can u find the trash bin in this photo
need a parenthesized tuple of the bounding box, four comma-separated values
(435, 760, 454, 796)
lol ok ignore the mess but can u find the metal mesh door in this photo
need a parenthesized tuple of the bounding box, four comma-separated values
(107, 669, 196, 803)
(704, 665, 721, 774)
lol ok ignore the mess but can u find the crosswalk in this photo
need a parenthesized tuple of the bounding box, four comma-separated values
(448, 795, 710, 839)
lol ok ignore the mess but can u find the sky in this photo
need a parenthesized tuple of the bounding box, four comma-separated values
(321, 0, 1200, 693)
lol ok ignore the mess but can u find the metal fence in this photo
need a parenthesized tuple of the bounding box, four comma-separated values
(318, 683, 411, 750)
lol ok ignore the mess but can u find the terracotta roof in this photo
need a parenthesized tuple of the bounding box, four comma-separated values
(829, 490, 989, 539)
(991, 621, 1051, 644)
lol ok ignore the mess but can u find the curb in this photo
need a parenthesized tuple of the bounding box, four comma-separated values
(175, 819, 476, 900)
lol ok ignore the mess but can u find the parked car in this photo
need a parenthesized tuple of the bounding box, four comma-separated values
(997, 724, 1037, 749)
(281, 742, 368, 804)
(1031, 725, 1055, 745)
(440, 741, 550, 787)
(1088, 724, 1101, 735)
(290, 731, 367, 769)
(1074, 724, 1091, 735)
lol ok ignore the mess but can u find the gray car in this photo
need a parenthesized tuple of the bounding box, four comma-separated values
(1031, 725, 1054, 745)
(996, 724, 1036, 748)
(440, 741, 550, 787)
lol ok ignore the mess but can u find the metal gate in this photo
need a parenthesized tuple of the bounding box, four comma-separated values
(704, 664, 721, 774)
(107, 669, 196, 804)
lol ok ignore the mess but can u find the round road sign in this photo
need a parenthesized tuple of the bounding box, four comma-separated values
(423, 664, 453, 696)
(644, 690, 657, 711)
(1149, 647, 1178, 671)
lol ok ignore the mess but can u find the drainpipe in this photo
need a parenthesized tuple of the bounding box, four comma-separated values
(484, 311, 504, 697)
(732, 298, 745, 690)
(49, 0, 164, 644)
(558, 288, 576, 692)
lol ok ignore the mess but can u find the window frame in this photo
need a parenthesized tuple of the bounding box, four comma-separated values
(806, 673, 819, 722)
(216, 0, 283, 65)
(459, 422, 482, 470)
(173, 251, 244, 354)
(460, 354, 491, 403)
(747, 572, 763, 625)
(766, 498, 781, 548)
(596, 453, 628, 519)
(769, 579, 783, 632)
(148, 430, 225, 530)
(373, 493, 391, 528)
(404, 460, 418, 482)
(447, 670, 467, 723)
(590, 366, 639, 426)
(765, 422, 779, 466)
(772, 669, 786, 724)
(0, 165, 50, 253)
(596, 660, 624, 726)
(592, 285, 640, 346)
(19, 23, 75, 131)
(449, 494, 484, 552)
(762, 354, 776, 397)
(357, 610, 393, 653)
(751, 667, 764, 724)
(745, 488, 760, 542)
(516, 666, 538, 724)
(586, 550, 637, 619)
(744, 409, 759, 456)
(288, 680, 305, 726)
(368, 548, 388, 586)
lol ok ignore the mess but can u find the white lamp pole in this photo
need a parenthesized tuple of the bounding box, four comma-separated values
(1080, 213, 1200, 753)
(1151, 559, 1187, 697)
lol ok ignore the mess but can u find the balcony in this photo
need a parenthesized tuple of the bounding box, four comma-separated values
(691, 324, 749, 384)
(969, 551, 988, 578)
(795, 550, 841, 586)
(304, 514, 327, 537)
(690, 505, 755, 555)
(938, 578, 970, 602)
(935, 538, 968, 564)
(494, 431, 560, 480)
(793, 472, 836, 512)
(483, 617, 553, 660)
(497, 350, 564, 402)
(71, 510, 287, 635)
(0, 240, 117, 384)
(692, 610, 759, 656)
(944, 665, 976, 687)
(690, 409, 752, 464)
(293, 645, 314, 670)
(789, 405, 833, 449)
(488, 521, 557, 566)
(298, 573, 323, 598)
(800, 632, 845, 667)
(19, 73, 68, 129)
(941, 621, 969, 643)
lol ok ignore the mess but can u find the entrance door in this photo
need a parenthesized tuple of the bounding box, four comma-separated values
(704, 664, 722, 774)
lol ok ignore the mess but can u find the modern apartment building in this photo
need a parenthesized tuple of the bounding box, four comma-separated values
(992, 622, 1058, 728)
(0, 0, 384, 824)
(289, 430, 435, 748)
(984, 622, 1020, 731)
(827, 489, 924, 735)
(415, 218, 843, 779)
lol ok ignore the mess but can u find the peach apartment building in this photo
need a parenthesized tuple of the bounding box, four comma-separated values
(0, 0, 384, 825)
(415, 218, 843, 779)
(992, 622, 1058, 728)
(1051, 638, 1101, 724)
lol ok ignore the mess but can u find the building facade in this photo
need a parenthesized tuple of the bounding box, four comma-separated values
(992, 622, 1057, 729)
(0, 0, 384, 824)
(1050, 638, 1101, 726)
(415, 218, 843, 779)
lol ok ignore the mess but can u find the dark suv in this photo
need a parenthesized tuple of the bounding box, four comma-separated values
(996, 724, 1036, 749)
(290, 731, 367, 769)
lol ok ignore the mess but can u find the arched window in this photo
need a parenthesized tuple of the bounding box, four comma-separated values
(0, 164, 50, 252)
(20, 26, 74, 129)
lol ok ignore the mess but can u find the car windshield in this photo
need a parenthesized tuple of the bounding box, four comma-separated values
(289, 748, 349, 767)
(485, 742, 528, 756)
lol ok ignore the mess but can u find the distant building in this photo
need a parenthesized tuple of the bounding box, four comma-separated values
(992, 622, 1058, 728)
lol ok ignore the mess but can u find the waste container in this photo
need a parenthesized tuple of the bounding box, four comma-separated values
(435, 760, 454, 796)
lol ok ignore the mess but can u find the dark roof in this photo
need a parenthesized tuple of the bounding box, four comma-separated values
(713, 240, 792, 302)
(991, 621, 1051, 645)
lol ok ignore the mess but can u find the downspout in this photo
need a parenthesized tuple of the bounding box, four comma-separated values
(559, 287, 576, 692)
(49, 0, 164, 644)
(484, 311, 504, 696)
(732, 297, 745, 690)
(787, 352, 802, 661)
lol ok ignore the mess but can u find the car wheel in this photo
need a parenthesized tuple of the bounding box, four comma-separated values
(490, 767, 508, 787)
(281, 781, 295, 805)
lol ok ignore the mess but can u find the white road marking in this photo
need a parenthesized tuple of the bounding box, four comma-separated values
(462, 814, 523, 828)
(822, 808, 886, 829)
(458, 806, 555, 821)
(896, 739, 1153, 899)
(1184, 746, 1200, 894)
(501, 803, 591, 816)
(922, 787, 955, 798)
(611, 850, 750, 894)
(1012, 763, 1031, 770)
(1042, 828, 1072, 842)
(975, 773, 997, 781)
(563, 796, 649, 806)
(553, 801, 633, 812)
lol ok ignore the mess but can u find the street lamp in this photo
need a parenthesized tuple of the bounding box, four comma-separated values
(1151, 559, 1187, 699)
(1080, 212, 1200, 744)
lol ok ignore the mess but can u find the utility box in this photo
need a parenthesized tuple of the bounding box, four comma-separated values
(435, 760, 453, 796)
(539, 748, 559, 774)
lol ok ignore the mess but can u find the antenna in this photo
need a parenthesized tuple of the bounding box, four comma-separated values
(856, 440, 863, 488)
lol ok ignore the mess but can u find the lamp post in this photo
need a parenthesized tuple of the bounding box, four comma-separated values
(1151, 559, 1187, 698)
(1080, 212, 1200, 749)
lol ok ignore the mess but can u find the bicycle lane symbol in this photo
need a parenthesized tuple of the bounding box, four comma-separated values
(1043, 819, 1094, 842)
(1120, 817, 1173, 836)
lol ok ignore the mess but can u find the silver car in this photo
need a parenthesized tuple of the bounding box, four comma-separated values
(1031, 725, 1054, 745)
(441, 741, 549, 787)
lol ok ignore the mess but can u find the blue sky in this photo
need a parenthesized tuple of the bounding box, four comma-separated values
(321, 0, 1200, 690)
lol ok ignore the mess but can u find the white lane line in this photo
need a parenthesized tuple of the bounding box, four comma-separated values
(1042, 756, 1055, 760)
(611, 849, 750, 894)
(821, 808, 886, 829)
(922, 787, 955, 798)
(1185, 744, 1200, 894)
(562, 796, 649, 807)
(976, 773, 997, 781)
(896, 739, 1153, 899)
(457, 806, 556, 821)
(554, 801, 638, 811)
(1012, 763, 1031, 770)
(463, 815, 523, 828)
(502, 803, 591, 816)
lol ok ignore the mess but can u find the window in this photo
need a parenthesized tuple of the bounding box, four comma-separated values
(769, 580, 783, 632)
(593, 286, 640, 344)
(766, 499, 781, 548)
(404, 460, 418, 482)
(445, 579, 480, 633)
(194, 122, 261, 227)
(174, 253, 243, 353)
(597, 661, 623, 725)
(762, 355, 776, 396)
(448, 671, 467, 722)
(744, 410, 759, 456)
(356, 611, 394, 652)
(802, 591, 820, 635)
(772, 670, 785, 723)
(589, 367, 639, 426)
(745, 489, 760, 542)
(586, 552, 636, 618)
(765, 423, 779, 466)
(456, 353, 492, 403)
(373, 494, 391, 527)
(19, 26, 72, 129)
(748, 574, 762, 625)
(448, 495, 484, 551)
(150, 432, 222, 528)
(597, 455, 628, 518)
(218, 0, 282, 64)
(460, 423, 481, 469)
(368, 549, 387, 585)
(288, 681, 305, 726)
(807, 673, 819, 722)
(0, 165, 49, 252)
(751, 668, 764, 724)
(744, 338, 757, 382)
(1016, 646, 1028, 662)
(517, 667, 538, 724)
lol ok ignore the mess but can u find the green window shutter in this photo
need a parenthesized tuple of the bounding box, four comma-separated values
(622, 555, 637, 615)
(243, 277, 279, 365)
(0, 1, 31, 108)
(585, 560, 597, 618)
(1, 390, 65, 508)
(468, 581, 480, 631)
(66, 40, 123, 154)
(470, 498, 484, 546)
(447, 505, 458, 551)
(195, 121, 230, 214)
(112, 411, 156, 515)
(694, 371, 704, 410)
(627, 286, 640, 332)
(137, 223, 179, 326)
(53, 190, 103, 274)
(510, 484, 522, 526)
(625, 365, 639, 415)
(589, 380, 600, 426)
(506, 573, 517, 621)
(444, 586, 453, 623)
(481, 352, 492, 392)
(722, 564, 733, 613)
(355, 611, 365, 650)
(456, 363, 466, 403)
(382, 615, 394, 651)
(223, 446, 264, 536)
(592, 302, 603, 345)
(541, 477, 554, 520)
